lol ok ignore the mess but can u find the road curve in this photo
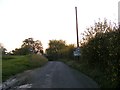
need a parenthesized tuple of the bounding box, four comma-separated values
(14, 61, 99, 88)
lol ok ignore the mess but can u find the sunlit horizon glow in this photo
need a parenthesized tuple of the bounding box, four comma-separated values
(0, 0, 119, 52)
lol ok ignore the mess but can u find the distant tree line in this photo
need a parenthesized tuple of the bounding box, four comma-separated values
(0, 38, 44, 56)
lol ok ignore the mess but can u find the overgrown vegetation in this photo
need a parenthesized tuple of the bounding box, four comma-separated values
(80, 20, 120, 88)
(2, 54, 48, 82)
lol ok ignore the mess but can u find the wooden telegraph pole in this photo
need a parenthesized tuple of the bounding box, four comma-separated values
(75, 7, 79, 47)
(74, 7, 80, 61)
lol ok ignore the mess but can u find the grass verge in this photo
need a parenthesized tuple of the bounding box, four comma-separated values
(2, 54, 48, 82)
(60, 58, 113, 88)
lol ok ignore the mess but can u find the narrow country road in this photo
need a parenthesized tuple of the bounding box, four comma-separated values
(11, 61, 99, 88)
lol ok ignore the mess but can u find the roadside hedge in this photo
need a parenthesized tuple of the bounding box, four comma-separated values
(81, 20, 120, 88)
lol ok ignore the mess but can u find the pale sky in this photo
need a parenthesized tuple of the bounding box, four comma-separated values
(0, 0, 119, 52)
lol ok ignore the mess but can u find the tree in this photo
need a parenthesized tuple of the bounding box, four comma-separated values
(21, 38, 35, 53)
(21, 38, 43, 54)
(80, 19, 117, 46)
(46, 40, 66, 60)
(61, 44, 75, 59)
(0, 43, 7, 55)
(0, 43, 3, 55)
(34, 40, 43, 54)
(12, 38, 43, 55)
(46, 40, 75, 60)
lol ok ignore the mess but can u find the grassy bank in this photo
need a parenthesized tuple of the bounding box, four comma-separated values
(60, 59, 113, 88)
(2, 54, 48, 82)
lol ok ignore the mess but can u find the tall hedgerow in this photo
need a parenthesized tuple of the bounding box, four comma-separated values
(80, 19, 120, 87)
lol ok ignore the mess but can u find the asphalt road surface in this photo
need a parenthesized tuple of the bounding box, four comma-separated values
(14, 61, 99, 88)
